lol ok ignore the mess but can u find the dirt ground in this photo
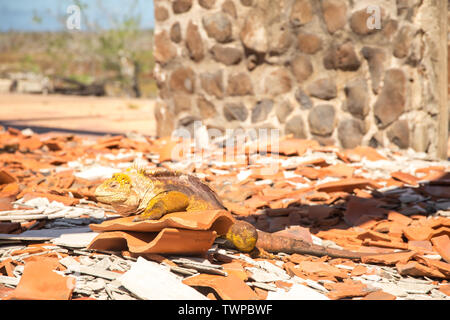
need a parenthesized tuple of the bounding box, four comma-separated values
(0, 93, 156, 137)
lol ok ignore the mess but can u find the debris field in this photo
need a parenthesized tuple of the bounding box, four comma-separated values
(0, 126, 450, 300)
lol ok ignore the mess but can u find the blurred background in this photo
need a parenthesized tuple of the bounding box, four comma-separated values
(0, 0, 157, 136)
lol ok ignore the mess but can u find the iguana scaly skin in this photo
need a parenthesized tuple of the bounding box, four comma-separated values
(94, 166, 225, 220)
(94, 166, 257, 252)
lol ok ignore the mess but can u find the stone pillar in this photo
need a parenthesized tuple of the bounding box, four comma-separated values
(153, 0, 446, 157)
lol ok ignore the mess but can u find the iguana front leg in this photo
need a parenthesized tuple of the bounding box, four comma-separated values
(133, 191, 190, 221)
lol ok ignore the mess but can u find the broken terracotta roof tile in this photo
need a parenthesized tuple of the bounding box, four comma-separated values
(182, 274, 260, 300)
(391, 171, 419, 186)
(88, 228, 217, 255)
(324, 280, 373, 300)
(350, 265, 368, 277)
(0, 170, 17, 185)
(361, 251, 416, 266)
(361, 290, 397, 300)
(387, 211, 412, 226)
(344, 146, 387, 162)
(0, 222, 22, 234)
(90, 210, 234, 236)
(407, 240, 434, 254)
(273, 225, 312, 244)
(439, 284, 450, 296)
(297, 261, 348, 280)
(403, 225, 434, 241)
(222, 262, 248, 281)
(396, 261, 447, 279)
(343, 197, 387, 226)
(430, 235, 450, 263)
(316, 178, 381, 194)
(5, 256, 75, 300)
(20, 192, 79, 206)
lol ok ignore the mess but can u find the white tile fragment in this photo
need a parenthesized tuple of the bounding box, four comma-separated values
(119, 257, 208, 300)
(267, 284, 330, 300)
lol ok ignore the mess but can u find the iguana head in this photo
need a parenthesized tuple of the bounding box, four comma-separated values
(94, 172, 140, 216)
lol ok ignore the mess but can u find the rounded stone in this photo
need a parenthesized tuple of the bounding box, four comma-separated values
(197, 95, 217, 119)
(240, 9, 268, 53)
(344, 78, 369, 119)
(172, 0, 193, 14)
(154, 30, 177, 65)
(264, 68, 292, 96)
(393, 25, 412, 59)
(200, 71, 223, 99)
(227, 73, 253, 96)
(360, 46, 386, 94)
(276, 100, 294, 123)
(295, 88, 313, 109)
(373, 69, 406, 128)
(240, 0, 253, 6)
(223, 103, 249, 122)
(297, 33, 322, 54)
(291, 54, 313, 84)
(186, 21, 204, 62)
(203, 12, 233, 43)
(307, 78, 337, 100)
(337, 118, 365, 149)
(285, 115, 307, 139)
(199, 0, 216, 9)
(387, 120, 409, 149)
(222, 0, 237, 19)
(323, 42, 361, 71)
(173, 93, 192, 114)
(268, 23, 293, 55)
(321, 0, 347, 34)
(155, 6, 169, 22)
(169, 67, 196, 94)
(251, 99, 274, 123)
(290, 0, 313, 27)
(211, 45, 243, 66)
(308, 104, 336, 136)
(170, 22, 182, 43)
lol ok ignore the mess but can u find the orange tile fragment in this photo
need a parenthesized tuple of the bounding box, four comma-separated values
(344, 146, 387, 162)
(297, 261, 348, 279)
(361, 251, 416, 266)
(350, 265, 368, 277)
(88, 228, 217, 256)
(396, 261, 447, 279)
(361, 290, 396, 300)
(316, 178, 381, 193)
(0, 170, 17, 185)
(403, 225, 434, 241)
(431, 235, 450, 263)
(182, 274, 260, 300)
(391, 171, 419, 186)
(21, 192, 79, 206)
(5, 257, 75, 300)
(439, 284, 450, 296)
(222, 262, 248, 281)
(387, 211, 412, 226)
(325, 280, 372, 300)
(89, 210, 235, 236)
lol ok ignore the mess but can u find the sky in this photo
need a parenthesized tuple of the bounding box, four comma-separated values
(0, 0, 155, 32)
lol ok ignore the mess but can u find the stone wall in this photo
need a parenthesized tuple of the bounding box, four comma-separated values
(153, 0, 446, 157)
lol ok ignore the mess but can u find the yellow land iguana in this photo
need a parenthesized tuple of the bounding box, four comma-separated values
(95, 166, 407, 260)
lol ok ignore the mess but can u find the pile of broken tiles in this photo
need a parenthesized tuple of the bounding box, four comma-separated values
(0, 126, 449, 300)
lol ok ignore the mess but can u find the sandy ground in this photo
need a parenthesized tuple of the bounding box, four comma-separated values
(0, 93, 156, 137)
